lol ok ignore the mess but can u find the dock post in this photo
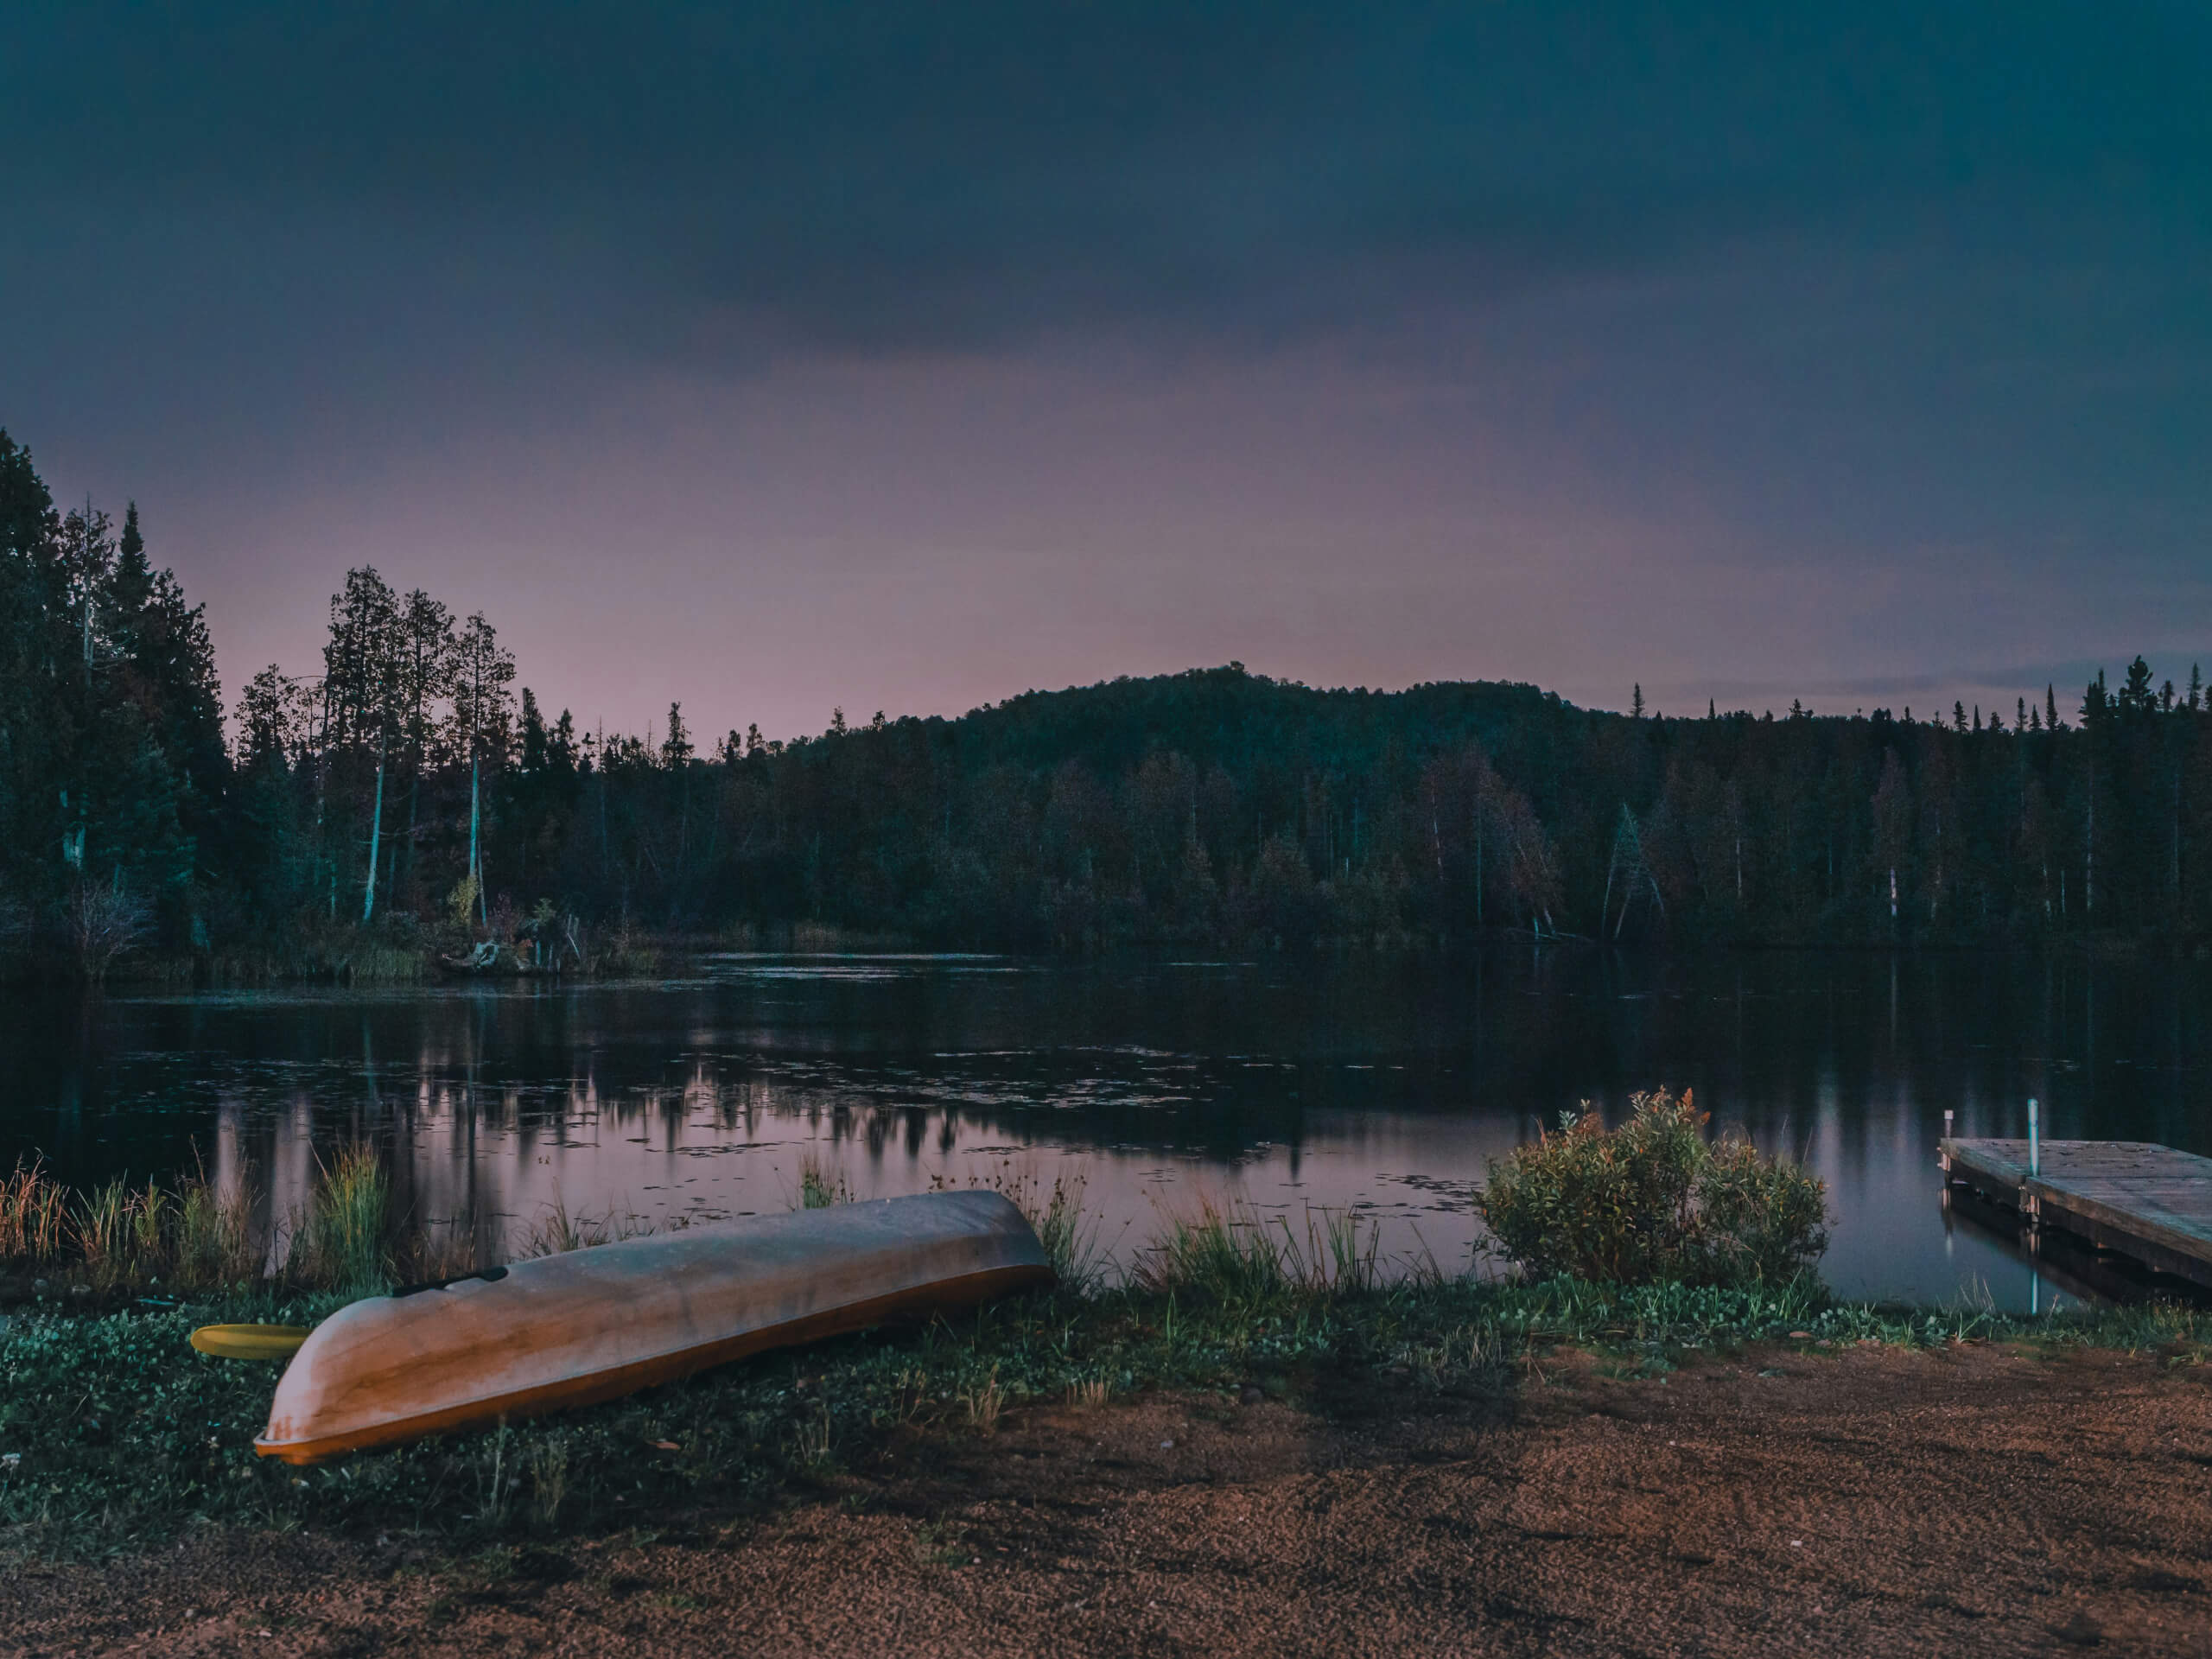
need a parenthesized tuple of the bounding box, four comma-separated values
(2028, 1097, 2039, 1178)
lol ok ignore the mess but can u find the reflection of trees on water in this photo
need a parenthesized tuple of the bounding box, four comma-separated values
(3, 952, 2209, 1295)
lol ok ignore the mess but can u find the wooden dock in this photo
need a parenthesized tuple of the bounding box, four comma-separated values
(1939, 1138, 2212, 1290)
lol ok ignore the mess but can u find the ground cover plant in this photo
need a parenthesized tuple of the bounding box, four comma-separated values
(1473, 1087, 1830, 1285)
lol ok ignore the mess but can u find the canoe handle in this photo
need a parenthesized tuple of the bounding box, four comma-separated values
(391, 1265, 510, 1299)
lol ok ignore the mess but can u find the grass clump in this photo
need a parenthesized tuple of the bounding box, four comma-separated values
(287, 1147, 390, 1295)
(797, 1152, 851, 1211)
(1474, 1088, 1828, 1287)
(0, 1163, 67, 1265)
(1135, 1197, 1377, 1305)
(3, 1160, 260, 1295)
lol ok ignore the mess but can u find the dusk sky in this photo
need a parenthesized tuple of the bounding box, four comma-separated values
(7, 3, 2209, 741)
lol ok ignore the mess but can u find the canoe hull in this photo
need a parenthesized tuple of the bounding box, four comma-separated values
(255, 1191, 1052, 1465)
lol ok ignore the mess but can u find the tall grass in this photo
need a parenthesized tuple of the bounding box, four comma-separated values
(175, 1173, 258, 1288)
(0, 1161, 67, 1263)
(287, 1147, 390, 1294)
(1023, 1172, 1103, 1293)
(4, 1159, 261, 1294)
(797, 1151, 851, 1211)
(72, 1180, 133, 1292)
(513, 1195, 660, 1258)
(1135, 1196, 1379, 1305)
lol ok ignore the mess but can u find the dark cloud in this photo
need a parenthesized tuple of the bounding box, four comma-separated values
(10, 3, 2207, 349)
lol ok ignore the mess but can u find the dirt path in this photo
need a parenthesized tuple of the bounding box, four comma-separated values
(6, 1343, 2211, 1656)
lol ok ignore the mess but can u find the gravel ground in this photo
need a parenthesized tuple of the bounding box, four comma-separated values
(5, 1341, 2210, 1656)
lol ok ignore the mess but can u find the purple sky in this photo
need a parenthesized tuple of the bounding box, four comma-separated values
(7, 3, 2209, 740)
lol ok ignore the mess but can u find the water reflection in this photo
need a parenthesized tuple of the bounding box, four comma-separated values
(3, 948, 2208, 1311)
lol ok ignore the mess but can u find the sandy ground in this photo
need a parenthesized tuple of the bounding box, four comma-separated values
(5, 1342, 2211, 1656)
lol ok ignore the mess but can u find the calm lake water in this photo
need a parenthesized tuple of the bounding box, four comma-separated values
(6, 949, 2209, 1312)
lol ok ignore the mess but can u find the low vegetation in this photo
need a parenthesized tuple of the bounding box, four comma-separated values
(3, 1150, 435, 1300)
(1473, 1088, 1830, 1286)
(0, 1131, 2200, 1563)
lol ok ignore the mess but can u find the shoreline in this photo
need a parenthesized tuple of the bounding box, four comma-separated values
(11, 925, 2212, 995)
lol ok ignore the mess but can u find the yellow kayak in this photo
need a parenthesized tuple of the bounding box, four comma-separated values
(255, 1190, 1052, 1465)
(191, 1324, 313, 1360)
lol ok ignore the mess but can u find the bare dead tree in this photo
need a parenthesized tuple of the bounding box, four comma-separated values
(67, 874, 152, 982)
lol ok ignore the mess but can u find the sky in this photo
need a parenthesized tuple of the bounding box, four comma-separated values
(5, 2, 2209, 741)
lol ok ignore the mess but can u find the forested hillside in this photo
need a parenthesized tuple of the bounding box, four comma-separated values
(5, 427, 2209, 970)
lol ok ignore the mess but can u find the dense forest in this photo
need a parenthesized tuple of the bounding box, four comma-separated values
(5, 427, 2210, 975)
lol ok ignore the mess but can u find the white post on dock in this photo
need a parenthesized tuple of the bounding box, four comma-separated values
(2027, 1097, 2039, 1178)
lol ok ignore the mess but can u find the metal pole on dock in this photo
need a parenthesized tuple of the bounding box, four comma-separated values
(2028, 1097, 2039, 1178)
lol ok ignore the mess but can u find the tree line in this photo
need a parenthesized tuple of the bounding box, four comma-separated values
(4, 426, 2210, 968)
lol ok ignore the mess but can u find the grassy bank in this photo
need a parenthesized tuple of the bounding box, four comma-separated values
(3, 1242, 2207, 1562)
(6, 1143, 2208, 1560)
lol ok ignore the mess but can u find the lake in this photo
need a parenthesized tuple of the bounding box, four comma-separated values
(6, 948, 2209, 1312)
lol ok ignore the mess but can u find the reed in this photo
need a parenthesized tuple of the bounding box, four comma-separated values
(0, 1160, 67, 1264)
(516, 1194, 612, 1256)
(288, 1146, 391, 1294)
(1133, 1195, 1378, 1304)
(172, 1173, 258, 1290)
(797, 1150, 850, 1211)
(72, 1179, 136, 1292)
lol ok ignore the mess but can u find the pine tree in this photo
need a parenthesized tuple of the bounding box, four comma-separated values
(661, 702, 693, 766)
(2120, 656, 2155, 718)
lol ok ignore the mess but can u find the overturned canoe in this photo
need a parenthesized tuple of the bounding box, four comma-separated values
(256, 1190, 1052, 1465)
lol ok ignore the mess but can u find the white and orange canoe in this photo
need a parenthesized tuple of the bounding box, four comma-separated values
(256, 1189, 1052, 1465)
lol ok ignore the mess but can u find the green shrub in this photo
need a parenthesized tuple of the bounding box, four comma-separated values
(1686, 1135, 1834, 1285)
(1473, 1088, 1827, 1287)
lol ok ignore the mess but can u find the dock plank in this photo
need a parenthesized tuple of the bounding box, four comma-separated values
(1938, 1138, 2212, 1289)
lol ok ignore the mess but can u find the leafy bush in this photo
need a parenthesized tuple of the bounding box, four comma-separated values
(1473, 1089, 1828, 1287)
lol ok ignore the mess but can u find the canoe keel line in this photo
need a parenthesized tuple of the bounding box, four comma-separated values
(256, 1190, 1053, 1464)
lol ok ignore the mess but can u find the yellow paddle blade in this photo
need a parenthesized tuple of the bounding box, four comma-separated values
(190, 1324, 312, 1361)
